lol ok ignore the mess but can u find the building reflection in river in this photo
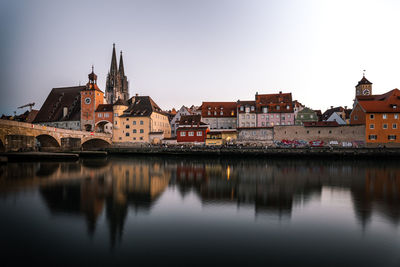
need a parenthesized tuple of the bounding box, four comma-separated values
(0, 157, 399, 247)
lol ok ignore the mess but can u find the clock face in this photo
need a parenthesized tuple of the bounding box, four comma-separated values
(85, 97, 91, 104)
(363, 89, 370, 95)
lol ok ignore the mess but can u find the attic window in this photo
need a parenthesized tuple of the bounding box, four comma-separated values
(393, 105, 397, 109)
(276, 106, 280, 110)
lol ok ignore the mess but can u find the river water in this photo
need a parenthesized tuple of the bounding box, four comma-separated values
(0, 156, 399, 266)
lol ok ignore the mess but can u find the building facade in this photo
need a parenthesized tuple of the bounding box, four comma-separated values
(201, 102, 237, 129)
(256, 92, 295, 127)
(237, 100, 257, 128)
(113, 96, 171, 143)
(295, 107, 318, 125)
(105, 44, 129, 104)
(176, 115, 209, 143)
(170, 106, 194, 137)
(237, 127, 274, 145)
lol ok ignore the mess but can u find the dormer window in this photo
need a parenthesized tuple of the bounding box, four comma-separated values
(263, 107, 267, 113)
(286, 105, 290, 110)
(240, 106, 244, 111)
(220, 111, 223, 115)
(214, 111, 217, 115)
(393, 105, 397, 109)
(251, 106, 255, 111)
(276, 106, 280, 110)
(208, 111, 211, 115)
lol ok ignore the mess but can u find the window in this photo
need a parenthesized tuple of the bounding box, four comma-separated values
(140, 137, 143, 140)
(252, 131, 256, 135)
(220, 111, 223, 115)
(369, 135, 377, 140)
(354, 115, 358, 120)
(98, 113, 102, 118)
(388, 135, 396, 140)
(395, 114, 399, 119)
(370, 124, 374, 129)
(251, 106, 255, 111)
(261, 115, 265, 119)
(383, 124, 388, 129)
(126, 118, 129, 121)
(310, 115, 313, 119)
(276, 106, 280, 110)
(133, 121, 136, 125)
(307, 130, 309, 134)
(281, 122, 285, 125)
(263, 107, 267, 113)
(383, 114, 387, 119)
(246, 115, 250, 119)
(252, 115, 255, 119)
(262, 122, 265, 126)
(140, 129, 144, 133)
(133, 129, 137, 133)
(140, 121, 144, 125)
(180, 132, 186, 136)
(125, 133, 130, 137)
(214, 111, 217, 115)
(105, 113, 109, 118)
(266, 115, 269, 120)
(241, 115, 245, 119)
(370, 114, 374, 119)
(288, 114, 291, 118)
(270, 114, 273, 119)
(240, 106, 244, 111)
(197, 131, 202, 136)
(393, 123, 397, 129)
(126, 125, 130, 129)
(114, 113, 118, 117)
(329, 130, 332, 134)
(133, 137, 136, 140)
(188, 131, 194, 136)
(241, 122, 245, 126)
(282, 116, 285, 121)
(208, 111, 211, 115)
(286, 105, 290, 110)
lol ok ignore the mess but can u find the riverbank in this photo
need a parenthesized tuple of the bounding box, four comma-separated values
(2, 152, 80, 162)
(106, 146, 400, 158)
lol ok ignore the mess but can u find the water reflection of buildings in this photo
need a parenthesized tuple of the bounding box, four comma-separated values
(1, 157, 399, 246)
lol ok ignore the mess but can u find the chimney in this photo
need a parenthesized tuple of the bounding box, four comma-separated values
(330, 106, 333, 109)
(135, 93, 138, 96)
(279, 91, 282, 94)
(63, 107, 68, 117)
(344, 106, 347, 109)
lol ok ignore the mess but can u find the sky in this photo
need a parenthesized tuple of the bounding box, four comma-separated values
(1, 0, 400, 115)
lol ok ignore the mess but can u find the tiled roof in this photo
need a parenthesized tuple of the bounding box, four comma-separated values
(33, 86, 85, 123)
(303, 121, 339, 127)
(95, 104, 113, 112)
(26, 110, 39, 123)
(358, 89, 400, 112)
(356, 76, 372, 86)
(177, 126, 209, 131)
(113, 98, 128, 106)
(256, 92, 294, 113)
(178, 115, 207, 125)
(237, 100, 256, 113)
(120, 96, 165, 117)
(322, 106, 344, 121)
(201, 102, 237, 117)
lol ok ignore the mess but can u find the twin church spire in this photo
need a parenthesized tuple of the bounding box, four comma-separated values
(105, 43, 129, 104)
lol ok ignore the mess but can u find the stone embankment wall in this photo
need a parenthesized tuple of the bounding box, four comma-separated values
(274, 125, 365, 142)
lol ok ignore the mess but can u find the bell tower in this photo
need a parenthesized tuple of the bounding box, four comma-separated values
(355, 71, 372, 97)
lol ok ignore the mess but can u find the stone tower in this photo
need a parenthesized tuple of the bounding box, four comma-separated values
(105, 44, 129, 104)
(355, 73, 372, 97)
(81, 67, 104, 131)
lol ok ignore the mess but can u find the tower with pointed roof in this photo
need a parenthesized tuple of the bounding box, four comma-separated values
(355, 72, 372, 97)
(81, 67, 104, 131)
(105, 44, 129, 104)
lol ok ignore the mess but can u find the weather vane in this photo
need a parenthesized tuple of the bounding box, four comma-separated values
(363, 69, 366, 77)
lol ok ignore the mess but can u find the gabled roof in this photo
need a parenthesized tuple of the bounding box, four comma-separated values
(201, 102, 237, 117)
(255, 92, 294, 113)
(113, 98, 129, 106)
(95, 104, 113, 112)
(33, 86, 85, 123)
(120, 96, 165, 117)
(356, 76, 372, 87)
(178, 115, 207, 126)
(357, 89, 400, 113)
(322, 106, 344, 121)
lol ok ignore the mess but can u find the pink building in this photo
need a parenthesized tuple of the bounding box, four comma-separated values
(256, 92, 295, 127)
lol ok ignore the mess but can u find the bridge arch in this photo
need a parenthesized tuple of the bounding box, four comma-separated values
(82, 138, 111, 150)
(36, 134, 61, 150)
(95, 120, 113, 134)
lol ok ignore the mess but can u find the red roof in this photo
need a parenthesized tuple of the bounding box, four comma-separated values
(201, 102, 237, 118)
(95, 104, 113, 112)
(256, 92, 294, 113)
(358, 89, 400, 113)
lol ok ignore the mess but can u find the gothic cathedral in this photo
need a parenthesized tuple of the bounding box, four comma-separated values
(105, 44, 129, 104)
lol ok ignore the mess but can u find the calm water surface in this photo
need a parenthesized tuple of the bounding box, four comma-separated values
(0, 156, 399, 266)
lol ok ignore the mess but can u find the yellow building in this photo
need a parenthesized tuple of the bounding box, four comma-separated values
(113, 96, 171, 143)
(205, 129, 237, 146)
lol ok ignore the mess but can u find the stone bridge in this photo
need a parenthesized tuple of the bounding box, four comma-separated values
(0, 119, 112, 152)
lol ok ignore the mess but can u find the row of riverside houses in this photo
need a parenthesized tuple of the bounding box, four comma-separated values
(29, 44, 400, 147)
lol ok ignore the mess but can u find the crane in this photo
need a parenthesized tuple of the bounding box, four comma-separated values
(18, 102, 35, 111)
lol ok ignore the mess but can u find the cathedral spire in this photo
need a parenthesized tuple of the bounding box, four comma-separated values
(110, 43, 117, 74)
(119, 51, 125, 76)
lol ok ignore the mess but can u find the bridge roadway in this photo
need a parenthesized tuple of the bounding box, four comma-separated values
(0, 119, 112, 151)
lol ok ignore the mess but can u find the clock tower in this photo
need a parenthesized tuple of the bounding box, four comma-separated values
(81, 67, 104, 131)
(355, 72, 372, 97)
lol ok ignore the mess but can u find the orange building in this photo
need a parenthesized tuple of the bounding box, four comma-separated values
(350, 89, 400, 144)
(80, 67, 105, 131)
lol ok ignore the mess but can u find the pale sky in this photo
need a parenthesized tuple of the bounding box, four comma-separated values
(1, 0, 400, 115)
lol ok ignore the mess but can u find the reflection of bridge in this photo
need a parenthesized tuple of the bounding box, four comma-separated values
(0, 119, 112, 151)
